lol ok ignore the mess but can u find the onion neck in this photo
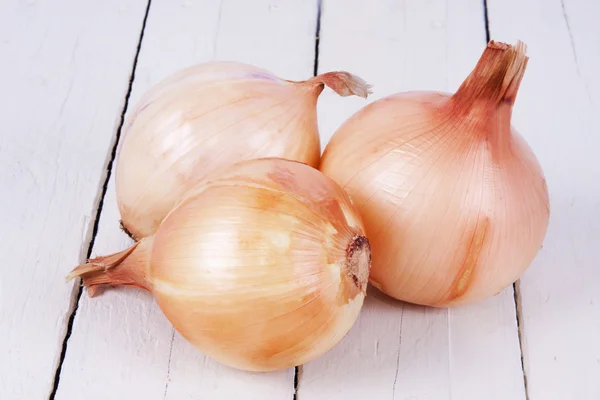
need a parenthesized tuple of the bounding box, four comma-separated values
(66, 237, 154, 297)
(299, 71, 372, 99)
(450, 40, 528, 115)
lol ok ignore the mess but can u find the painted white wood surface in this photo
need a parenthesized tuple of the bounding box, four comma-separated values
(0, 1, 148, 398)
(4, 1, 599, 399)
(487, 1, 600, 399)
(56, 1, 319, 399)
(300, 1, 527, 399)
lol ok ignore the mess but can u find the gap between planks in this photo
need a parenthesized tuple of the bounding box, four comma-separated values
(312, 0, 323, 77)
(48, 1, 153, 398)
(484, 0, 528, 397)
(513, 280, 530, 400)
(294, 2, 323, 399)
(482, 0, 491, 42)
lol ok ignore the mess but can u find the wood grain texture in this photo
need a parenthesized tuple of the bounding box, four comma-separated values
(299, 1, 527, 399)
(488, 0, 600, 399)
(0, 1, 148, 398)
(56, 1, 319, 399)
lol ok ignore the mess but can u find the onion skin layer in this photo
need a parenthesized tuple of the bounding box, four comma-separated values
(68, 158, 371, 371)
(319, 41, 550, 307)
(115, 61, 371, 240)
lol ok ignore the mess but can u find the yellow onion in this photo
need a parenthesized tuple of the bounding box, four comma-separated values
(68, 158, 371, 371)
(319, 41, 550, 307)
(115, 61, 371, 239)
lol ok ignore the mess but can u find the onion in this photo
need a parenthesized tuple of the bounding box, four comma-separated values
(68, 158, 371, 371)
(115, 61, 371, 240)
(319, 41, 550, 307)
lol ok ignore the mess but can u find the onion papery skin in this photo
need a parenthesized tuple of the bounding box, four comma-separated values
(68, 158, 371, 371)
(115, 61, 370, 240)
(319, 41, 550, 307)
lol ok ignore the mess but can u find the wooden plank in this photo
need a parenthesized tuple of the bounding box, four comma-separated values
(55, 1, 319, 398)
(0, 1, 149, 398)
(487, 1, 600, 399)
(299, 1, 527, 399)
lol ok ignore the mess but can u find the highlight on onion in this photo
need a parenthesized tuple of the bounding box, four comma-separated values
(68, 158, 372, 371)
(115, 61, 371, 240)
(319, 40, 550, 307)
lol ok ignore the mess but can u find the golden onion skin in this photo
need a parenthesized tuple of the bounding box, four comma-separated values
(319, 42, 549, 307)
(148, 159, 371, 370)
(115, 61, 370, 240)
(68, 158, 372, 371)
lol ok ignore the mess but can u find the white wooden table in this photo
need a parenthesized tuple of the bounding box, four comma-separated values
(1, 1, 598, 399)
